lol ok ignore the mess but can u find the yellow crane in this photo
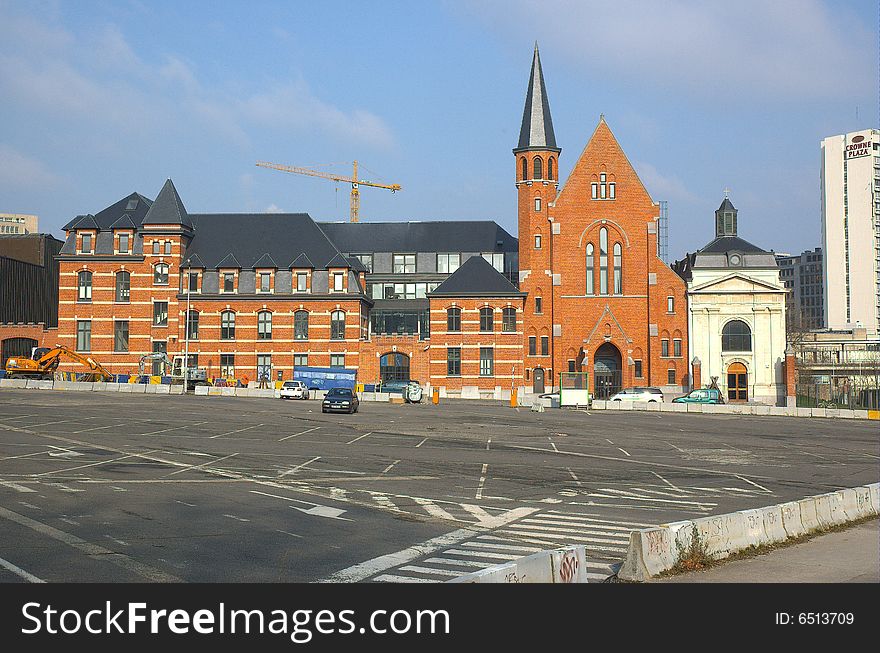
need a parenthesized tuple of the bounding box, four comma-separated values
(256, 160, 401, 223)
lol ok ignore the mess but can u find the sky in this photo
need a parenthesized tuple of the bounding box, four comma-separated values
(0, 0, 876, 259)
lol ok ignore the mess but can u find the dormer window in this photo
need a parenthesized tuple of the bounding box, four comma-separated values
(118, 233, 130, 254)
(188, 272, 199, 293)
(296, 272, 309, 293)
(259, 272, 272, 293)
(126, 199, 139, 211)
(333, 272, 345, 292)
(222, 272, 235, 293)
(80, 234, 92, 253)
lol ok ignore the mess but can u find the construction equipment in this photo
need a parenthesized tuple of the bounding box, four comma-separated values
(137, 352, 208, 390)
(255, 160, 401, 223)
(138, 352, 172, 376)
(5, 345, 112, 381)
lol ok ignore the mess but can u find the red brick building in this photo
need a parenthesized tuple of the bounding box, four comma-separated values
(515, 45, 688, 396)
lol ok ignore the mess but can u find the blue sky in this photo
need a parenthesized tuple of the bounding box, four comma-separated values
(1, 0, 876, 259)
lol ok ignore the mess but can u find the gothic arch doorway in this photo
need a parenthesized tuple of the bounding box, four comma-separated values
(380, 352, 410, 382)
(594, 342, 622, 399)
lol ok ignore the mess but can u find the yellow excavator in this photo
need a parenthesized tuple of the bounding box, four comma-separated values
(4, 344, 113, 382)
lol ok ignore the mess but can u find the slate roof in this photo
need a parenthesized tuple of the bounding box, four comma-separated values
(252, 252, 278, 269)
(318, 221, 517, 254)
(215, 252, 242, 269)
(181, 253, 205, 268)
(69, 214, 98, 230)
(63, 192, 152, 230)
(289, 253, 315, 269)
(142, 179, 193, 228)
(698, 236, 768, 254)
(514, 43, 559, 152)
(429, 255, 524, 296)
(109, 214, 137, 230)
(717, 197, 736, 213)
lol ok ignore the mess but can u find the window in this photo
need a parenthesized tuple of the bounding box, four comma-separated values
(76, 320, 91, 352)
(535, 296, 542, 314)
(114, 320, 129, 352)
(599, 228, 608, 294)
(153, 302, 168, 327)
(600, 174, 607, 199)
(528, 336, 536, 356)
(533, 157, 543, 180)
(586, 243, 594, 294)
(294, 354, 308, 368)
(534, 235, 542, 249)
(186, 310, 199, 340)
(481, 252, 504, 272)
(294, 310, 309, 340)
(661, 339, 669, 357)
(722, 320, 752, 351)
(393, 254, 416, 274)
(164, 241, 171, 255)
(548, 157, 554, 180)
(502, 307, 516, 333)
(77, 271, 92, 302)
(437, 253, 460, 274)
(613, 243, 622, 294)
(568, 360, 576, 372)
(257, 311, 272, 340)
(118, 234, 130, 254)
(330, 354, 345, 368)
(479, 307, 494, 332)
(296, 272, 308, 292)
(591, 182, 598, 199)
(223, 273, 235, 293)
(188, 272, 199, 293)
(333, 273, 344, 292)
(480, 347, 494, 376)
(152, 241, 160, 255)
(81, 234, 92, 253)
(257, 355, 271, 383)
(667, 296, 674, 313)
(447, 307, 461, 332)
(634, 360, 643, 378)
(535, 197, 541, 212)
(259, 273, 271, 293)
(540, 335, 549, 356)
(521, 157, 528, 181)
(221, 311, 235, 340)
(154, 263, 169, 285)
(609, 182, 616, 199)
(667, 368, 676, 385)
(674, 339, 682, 357)
(447, 347, 461, 376)
(331, 310, 345, 340)
(220, 354, 235, 377)
(115, 271, 130, 302)
(353, 254, 373, 272)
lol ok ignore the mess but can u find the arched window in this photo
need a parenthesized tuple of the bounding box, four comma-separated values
(186, 310, 199, 340)
(479, 307, 494, 332)
(599, 228, 608, 295)
(447, 307, 461, 332)
(585, 244, 594, 295)
(722, 320, 752, 351)
(330, 310, 345, 340)
(548, 157, 554, 180)
(521, 157, 527, 181)
(77, 271, 92, 302)
(294, 310, 309, 340)
(257, 310, 272, 340)
(533, 156, 543, 180)
(613, 243, 622, 294)
(154, 263, 169, 285)
(221, 310, 235, 340)
(502, 307, 516, 333)
(115, 271, 130, 303)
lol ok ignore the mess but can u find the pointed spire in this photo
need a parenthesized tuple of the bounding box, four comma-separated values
(514, 43, 560, 153)
(715, 196, 738, 238)
(142, 178, 193, 229)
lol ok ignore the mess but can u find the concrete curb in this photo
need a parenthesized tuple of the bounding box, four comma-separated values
(590, 399, 879, 420)
(448, 545, 589, 584)
(618, 482, 880, 581)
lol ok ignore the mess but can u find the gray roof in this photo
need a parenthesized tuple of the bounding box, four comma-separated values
(70, 214, 98, 230)
(185, 213, 349, 270)
(514, 43, 559, 153)
(181, 253, 205, 268)
(318, 221, 517, 254)
(289, 253, 315, 269)
(109, 214, 137, 230)
(698, 236, 767, 254)
(252, 252, 278, 269)
(216, 252, 241, 269)
(142, 179, 193, 229)
(717, 197, 736, 213)
(429, 255, 524, 297)
(63, 192, 152, 230)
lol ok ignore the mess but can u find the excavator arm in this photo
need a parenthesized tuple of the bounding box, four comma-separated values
(35, 345, 113, 381)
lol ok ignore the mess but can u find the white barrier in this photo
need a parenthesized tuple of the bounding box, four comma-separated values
(25, 379, 53, 390)
(449, 545, 589, 584)
(619, 484, 880, 581)
(588, 401, 876, 420)
(0, 378, 28, 389)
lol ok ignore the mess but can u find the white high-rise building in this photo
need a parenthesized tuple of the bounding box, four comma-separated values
(820, 128, 880, 336)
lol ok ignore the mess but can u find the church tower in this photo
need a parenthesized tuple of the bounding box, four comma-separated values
(515, 43, 560, 391)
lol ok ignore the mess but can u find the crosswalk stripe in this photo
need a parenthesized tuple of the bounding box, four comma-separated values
(373, 574, 434, 583)
(424, 557, 489, 568)
(371, 494, 403, 512)
(459, 504, 494, 523)
(505, 524, 630, 539)
(457, 541, 544, 553)
(413, 497, 457, 521)
(444, 549, 521, 561)
(544, 513, 653, 528)
(498, 530, 627, 548)
(521, 516, 639, 530)
(518, 521, 634, 536)
(399, 565, 461, 577)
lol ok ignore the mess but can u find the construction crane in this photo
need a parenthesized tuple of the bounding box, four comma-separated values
(256, 160, 401, 223)
(5, 344, 113, 382)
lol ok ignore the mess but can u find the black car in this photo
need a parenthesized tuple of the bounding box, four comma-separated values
(322, 387, 359, 414)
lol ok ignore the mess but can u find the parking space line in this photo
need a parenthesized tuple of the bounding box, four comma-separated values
(346, 432, 372, 445)
(279, 427, 320, 442)
(651, 471, 681, 491)
(617, 447, 630, 457)
(415, 438, 427, 448)
(279, 456, 321, 478)
(165, 453, 239, 477)
(142, 422, 207, 436)
(35, 451, 159, 477)
(210, 424, 263, 439)
(0, 556, 45, 583)
(0, 481, 36, 493)
(381, 460, 401, 474)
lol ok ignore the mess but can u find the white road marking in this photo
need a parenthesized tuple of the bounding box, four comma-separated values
(0, 450, 54, 462)
(664, 441, 685, 452)
(544, 512, 653, 528)
(165, 453, 239, 477)
(279, 456, 321, 478)
(617, 447, 631, 457)
(36, 451, 157, 478)
(223, 514, 250, 522)
(17, 501, 41, 510)
(372, 574, 434, 583)
(45, 482, 84, 493)
(279, 427, 321, 442)
(277, 529, 303, 539)
(475, 464, 488, 500)
(371, 494, 402, 512)
(549, 440, 559, 453)
(651, 471, 681, 491)
(346, 432, 372, 445)
(733, 474, 772, 493)
(444, 549, 521, 561)
(175, 500, 197, 507)
(0, 505, 180, 582)
(0, 481, 36, 493)
(605, 439, 614, 445)
(588, 489, 715, 507)
(399, 565, 461, 577)
(423, 557, 487, 569)
(566, 468, 582, 486)
(381, 460, 401, 474)
(210, 424, 263, 439)
(71, 423, 127, 434)
(459, 541, 543, 553)
(0, 556, 45, 583)
(486, 439, 491, 451)
(415, 438, 427, 448)
(142, 422, 207, 436)
(248, 490, 350, 520)
(412, 497, 455, 521)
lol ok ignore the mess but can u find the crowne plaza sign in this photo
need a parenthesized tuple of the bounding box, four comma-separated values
(845, 135, 871, 160)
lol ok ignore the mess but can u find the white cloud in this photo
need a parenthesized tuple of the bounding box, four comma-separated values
(0, 144, 63, 189)
(466, 0, 872, 101)
(265, 203, 283, 213)
(634, 160, 697, 203)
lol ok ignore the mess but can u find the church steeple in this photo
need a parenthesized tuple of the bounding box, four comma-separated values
(715, 195, 738, 237)
(514, 43, 560, 154)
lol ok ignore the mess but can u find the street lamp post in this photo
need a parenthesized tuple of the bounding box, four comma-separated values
(184, 263, 191, 392)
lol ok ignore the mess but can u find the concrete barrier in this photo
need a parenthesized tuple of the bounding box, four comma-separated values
(194, 385, 209, 396)
(449, 545, 589, 584)
(646, 401, 661, 411)
(144, 385, 158, 394)
(25, 379, 54, 390)
(619, 484, 879, 581)
(0, 378, 28, 389)
(118, 384, 134, 393)
(54, 381, 78, 391)
(221, 387, 236, 397)
(103, 384, 120, 392)
(460, 386, 480, 400)
(71, 382, 94, 391)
